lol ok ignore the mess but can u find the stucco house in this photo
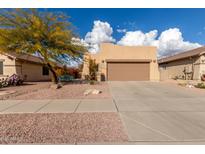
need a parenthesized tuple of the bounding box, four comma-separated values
(82, 43, 159, 81)
(0, 52, 62, 82)
(158, 46, 205, 81)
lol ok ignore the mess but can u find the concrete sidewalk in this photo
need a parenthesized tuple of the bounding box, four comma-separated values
(0, 99, 117, 113)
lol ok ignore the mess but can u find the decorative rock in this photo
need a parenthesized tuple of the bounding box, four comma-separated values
(92, 89, 102, 94)
(186, 84, 194, 88)
(84, 89, 102, 95)
(83, 89, 92, 96)
(57, 82, 63, 89)
(50, 82, 63, 89)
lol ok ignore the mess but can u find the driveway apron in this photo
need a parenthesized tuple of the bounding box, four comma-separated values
(109, 81, 205, 143)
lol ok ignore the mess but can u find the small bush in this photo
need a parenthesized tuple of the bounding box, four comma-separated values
(178, 83, 187, 87)
(0, 74, 24, 88)
(173, 76, 179, 80)
(88, 58, 98, 81)
(89, 80, 95, 85)
(195, 83, 205, 89)
(84, 75, 89, 81)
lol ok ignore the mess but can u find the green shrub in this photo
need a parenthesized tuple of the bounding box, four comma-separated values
(89, 80, 95, 85)
(195, 83, 205, 89)
(178, 83, 187, 87)
(173, 76, 179, 80)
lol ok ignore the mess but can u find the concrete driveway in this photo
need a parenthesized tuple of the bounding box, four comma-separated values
(109, 81, 205, 144)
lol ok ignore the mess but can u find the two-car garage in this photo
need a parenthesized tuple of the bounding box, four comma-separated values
(82, 43, 159, 82)
(107, 60, 150, 81)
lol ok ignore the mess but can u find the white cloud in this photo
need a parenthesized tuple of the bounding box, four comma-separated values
(83, 20, 201, 56)
(157, 28, 201, 56)
(117, 30, 158, 46)
(84, 20, 115, 53)
(117, 28, 201, 57)
(117, 28, 127, 33)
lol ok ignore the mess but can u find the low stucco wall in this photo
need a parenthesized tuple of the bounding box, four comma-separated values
(82, 43, 159, 81)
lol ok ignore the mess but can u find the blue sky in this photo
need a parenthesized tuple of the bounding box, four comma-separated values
(45, 8, 205, 56)
(47, 9, 205, 44)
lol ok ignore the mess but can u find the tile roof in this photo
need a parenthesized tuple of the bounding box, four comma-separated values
(158, 46, 205, 64)
(5, 52, 64, 68)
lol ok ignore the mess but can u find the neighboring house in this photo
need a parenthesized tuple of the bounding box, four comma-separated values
(0, 52, 62, 82)
(82, 43, 159, 81)
(158, 46, 205, 81)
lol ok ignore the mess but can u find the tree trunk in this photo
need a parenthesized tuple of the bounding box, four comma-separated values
(46, 63, 58, 84)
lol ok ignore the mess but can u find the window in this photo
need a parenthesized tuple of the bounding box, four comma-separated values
(0, 61, 3, 75)
(42, 66, 49, 76)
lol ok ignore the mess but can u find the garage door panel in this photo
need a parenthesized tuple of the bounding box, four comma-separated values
(107, 62, 150, 81)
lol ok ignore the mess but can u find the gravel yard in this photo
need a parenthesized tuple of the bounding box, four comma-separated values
(9, 82, 111, 100)
(0, 113, 128, 144)
(0, 82, 51, 100)
(161, 79, 205, 94)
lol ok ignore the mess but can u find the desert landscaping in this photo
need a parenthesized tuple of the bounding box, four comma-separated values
(0, 81, 111, 100)
(0, 112, 128, 144)
(1, 8, 205, 145)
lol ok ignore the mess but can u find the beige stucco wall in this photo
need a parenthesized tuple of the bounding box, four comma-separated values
(0, 53, 52, 81)
(197, 55, 205, 79)
(0, 54, 17, 77)
(16, 61, 52, 81)
(159, 56, 202, 80)
(82, 43, 159, 81)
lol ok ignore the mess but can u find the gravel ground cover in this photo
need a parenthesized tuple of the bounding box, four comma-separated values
(161, 80, 205, 95)
(10, 82, 111, 100)
(0, 112, 128, 144)
(0, 82, 51, 100)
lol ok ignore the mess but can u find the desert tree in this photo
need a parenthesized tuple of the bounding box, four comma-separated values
(0, 9, 87, 83)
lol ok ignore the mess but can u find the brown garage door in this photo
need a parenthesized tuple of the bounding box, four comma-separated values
(107, 62, 150, 81)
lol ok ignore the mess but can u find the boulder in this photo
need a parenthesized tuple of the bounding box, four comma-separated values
(186, 84, 194, 88)
(50, 82, 63, 89)
(92, 89, 102, 94)
(84, 89, 102, 95)
(83, 89, 92, 96)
